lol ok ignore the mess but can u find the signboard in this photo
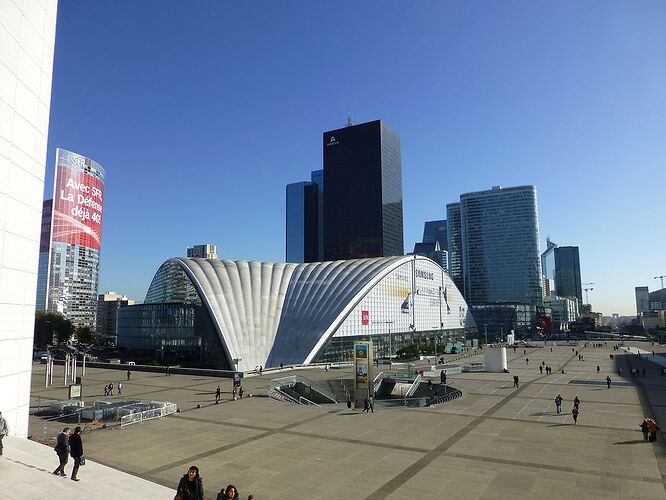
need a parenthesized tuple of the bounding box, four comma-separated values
(51, 149, 105, 250)
(69, 384, 82, 399)
(353, 341, 373, 408)
(361, 310, 369, 325)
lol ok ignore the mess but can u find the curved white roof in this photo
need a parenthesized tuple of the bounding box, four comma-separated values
(149, 256, 469, 371)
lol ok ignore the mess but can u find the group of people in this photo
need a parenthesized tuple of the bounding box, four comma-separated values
(554, 395, 580, 423)
(52, 426, 84, 481)
(538, 363, 554, 375)
(103, 382, 122, 396)
(175, 465, 253, 500)
(362, 397, 375, 413)
(640, 418, 660, 442)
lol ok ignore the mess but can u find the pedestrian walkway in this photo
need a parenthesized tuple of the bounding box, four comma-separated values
(0, 435, 173, 500)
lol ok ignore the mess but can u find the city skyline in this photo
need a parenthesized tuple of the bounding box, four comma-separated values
(43, 1, 666, 315)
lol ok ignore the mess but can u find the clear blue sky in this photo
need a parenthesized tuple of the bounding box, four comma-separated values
(45, 1, 666, 315)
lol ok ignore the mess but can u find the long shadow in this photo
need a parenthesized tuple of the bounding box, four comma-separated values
(613, 439, 646, 445)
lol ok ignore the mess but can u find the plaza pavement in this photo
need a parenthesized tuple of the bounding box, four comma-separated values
(11, 341, 666, 499)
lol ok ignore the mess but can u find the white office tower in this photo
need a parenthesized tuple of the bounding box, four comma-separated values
(0, 0, 58, 438)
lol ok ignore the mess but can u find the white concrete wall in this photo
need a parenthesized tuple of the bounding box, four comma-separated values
(0, 0, 57, 438)
(484, 347, 507, 373)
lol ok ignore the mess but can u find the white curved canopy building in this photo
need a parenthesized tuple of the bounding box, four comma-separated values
(134, 256, 473, 371)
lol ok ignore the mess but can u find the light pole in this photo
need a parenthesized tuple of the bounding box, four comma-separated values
(583, 282, 595, 305)
(655, 275, 665, 290)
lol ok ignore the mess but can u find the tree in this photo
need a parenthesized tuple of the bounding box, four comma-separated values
(75, 326, 96, 345)
(33, 312, 75, 346)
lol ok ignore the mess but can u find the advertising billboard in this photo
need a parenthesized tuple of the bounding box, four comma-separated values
(51, 149, 105, 250)
(353, 341, 373, 408)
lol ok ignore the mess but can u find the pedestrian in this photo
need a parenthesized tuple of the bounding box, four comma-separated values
(232, 386, 237, 400)
(369, 396, 374, 413)
(280, 363, 283, 371)
(550, 347, 553, 352)
(68, 426, 84, 481)
(571, 406, 579, 424)
(0, 411, 9, 456)
(427, 379, 432, 390)
(53, 427, 70, 476)
(117, 382, 123, 396)
(175, 465, 204, 500)
(259, 365, 263, 375)
(555, 394, 563, 414)
(596, 365, 600, 373)
(526, 358, 529, 365)
(513, 375, 519, 388)
(166, 366, 170, 376)
(440, 370, 447, 384)
(362, 398, 369, 413)
(573, 396, 580, 409)
(647, 418, 660, 442)
(103, 384, 108, 397)
(238, 386, 244, 399)
(127, 369, 131, 381)
(539, 365, 543, 374)
(216, 484, 239, 500)
(215, 385, 221, 403)
(524, 349, 526, 355)
(640, 419, 650, 441)
(606, 376, 612, 389)
(109, 382, 113, 396)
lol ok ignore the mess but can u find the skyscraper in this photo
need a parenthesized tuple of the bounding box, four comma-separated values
(412, 219, 447, 269)
(554, 246, 583, 306)
(37, 149, 106, 329)
(323, 120, 403, 260)
(0, 0, 58, 438)
(187, 244, 217, 259)
(460, 185, 542, 305)
(635, 286, 650, 317)
(540, 237, 558, 296)
(96, 291, 135, 338)
(446, 203, 464, 294)
(286, 179, 321, 263)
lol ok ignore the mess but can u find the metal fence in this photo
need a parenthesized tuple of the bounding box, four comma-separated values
(120, 402, 177, 428)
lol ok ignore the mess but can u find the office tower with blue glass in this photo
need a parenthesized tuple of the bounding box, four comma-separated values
(413, 219, 448, 270)
(446, 203, 464, 294)
(286, 170, 323, 263)
(323, 120, 403, 260)
(460, 185, 542, 306)
(554, 246, 582, 306)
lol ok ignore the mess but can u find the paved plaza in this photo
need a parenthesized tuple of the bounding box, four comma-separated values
(3, 341, 666, 499)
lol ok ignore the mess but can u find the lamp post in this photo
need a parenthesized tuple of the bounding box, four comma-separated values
(583, 282, 595, 306)
(655, 275, 665, 290)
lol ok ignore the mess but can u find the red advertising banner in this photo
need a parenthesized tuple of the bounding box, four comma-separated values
(52, 163, 104, 250)
(361, 310, 369, 325)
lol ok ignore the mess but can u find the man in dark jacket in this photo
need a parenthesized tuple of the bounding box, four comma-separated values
(68, 426, 84, 481)
(53, 427, 70, 476)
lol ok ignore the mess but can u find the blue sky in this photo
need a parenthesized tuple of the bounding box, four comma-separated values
(45, 1, 666, 315)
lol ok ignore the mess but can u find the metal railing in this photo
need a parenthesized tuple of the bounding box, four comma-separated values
(119, 403, 177, 428)
(268, 375, 337, 404)
(267, 387, 321, 407)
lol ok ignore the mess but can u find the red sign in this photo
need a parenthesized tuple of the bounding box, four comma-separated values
(52, 164, 104, 250)
(361, 310, 369, 325)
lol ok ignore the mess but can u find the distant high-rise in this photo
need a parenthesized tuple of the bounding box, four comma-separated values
(286, 172, 322, 263)
(554, 246, 582, 306)
(323, 120, 403, 260)
(37, 149, 106, 329)
(460, 185, 542, 305)
(540, 237, 558, 297)
(187, 244, 217, 259)
(635, 286, 650, 316)
(412, 220, 447, 269)
(446, 203, 464, 293)
(96, 292, 135, 338)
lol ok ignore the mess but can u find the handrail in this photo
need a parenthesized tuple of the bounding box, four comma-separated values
(404, 374, 422, 398)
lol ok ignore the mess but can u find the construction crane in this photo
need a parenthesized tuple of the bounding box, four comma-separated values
(654, 275, 665, 289)
(583, 282, 595, 305)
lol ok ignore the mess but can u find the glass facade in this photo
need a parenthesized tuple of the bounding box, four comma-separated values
(422, 219, 447, 249)
(37, 149, 105, 328)
(470, 303, 541, 338)
(446, 203, 464, 294)
(554, 246, 582, 306)
(285, 181, 320, 263)
(540, 237, 557, 297)
(460, 186, 542, 306)
(323, 120, 404, 260)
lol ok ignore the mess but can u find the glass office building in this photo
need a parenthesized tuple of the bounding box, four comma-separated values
(323, 120, 404, 260)
(286, 181, 320, 262)
(540, 237, 557, 297)
(412, 220, 448, 270)
(460, 186, 542, 306)
(446, 203, 464, 295)
(554, 246, 583, 306)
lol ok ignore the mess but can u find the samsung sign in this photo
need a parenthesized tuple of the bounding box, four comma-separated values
(415, 269, 434, 280)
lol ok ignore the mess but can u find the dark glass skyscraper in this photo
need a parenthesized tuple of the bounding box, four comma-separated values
(460, 185, 542, 306)
(554, 246, 582, 306)
(323, 120, 403, 260)
(446, 203, 464, 293)
(285, 179, 320, 263)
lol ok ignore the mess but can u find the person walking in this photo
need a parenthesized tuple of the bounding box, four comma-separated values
(571, 406, 579, 424)
(440, 370, 447, 384)
(127, 369, 131, 381)
(108, 382, 113, 396)
(175, 465, 204, 500)
(539, 365, 543, 375)
(596, 365, 600, 373)
(647, 418, 660, 442)
(0, 411, 9, 456)
(513, 375, 519, 388)
(641, 419, 650, 441)
(555, 394, 563, 414)
(215, 385, 221, 403)
(606, 376, 612, 389)
(369, 396, 375, 413)
(573, 396, 580, 410)
(362, 398, 369, 413)
(68, 426, 84, 481)
(238, 386, 244, 399)
(52, 427, 70, 476)
(117, 382, 123, 396)
(525, 358, 529, 365)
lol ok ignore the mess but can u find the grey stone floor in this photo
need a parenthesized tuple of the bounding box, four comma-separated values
(23, 341, 666, 499)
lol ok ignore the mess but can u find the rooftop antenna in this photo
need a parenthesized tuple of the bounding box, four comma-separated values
(346, 113, 353, 127)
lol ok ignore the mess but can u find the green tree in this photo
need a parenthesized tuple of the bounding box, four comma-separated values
(34, 312, 75, 346)
(75, 326, 96, 345)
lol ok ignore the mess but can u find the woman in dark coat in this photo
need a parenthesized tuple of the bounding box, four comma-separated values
(68, 426, 84, 481)
(176, 465, 204, 500)
(216, 484, 239, 500)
